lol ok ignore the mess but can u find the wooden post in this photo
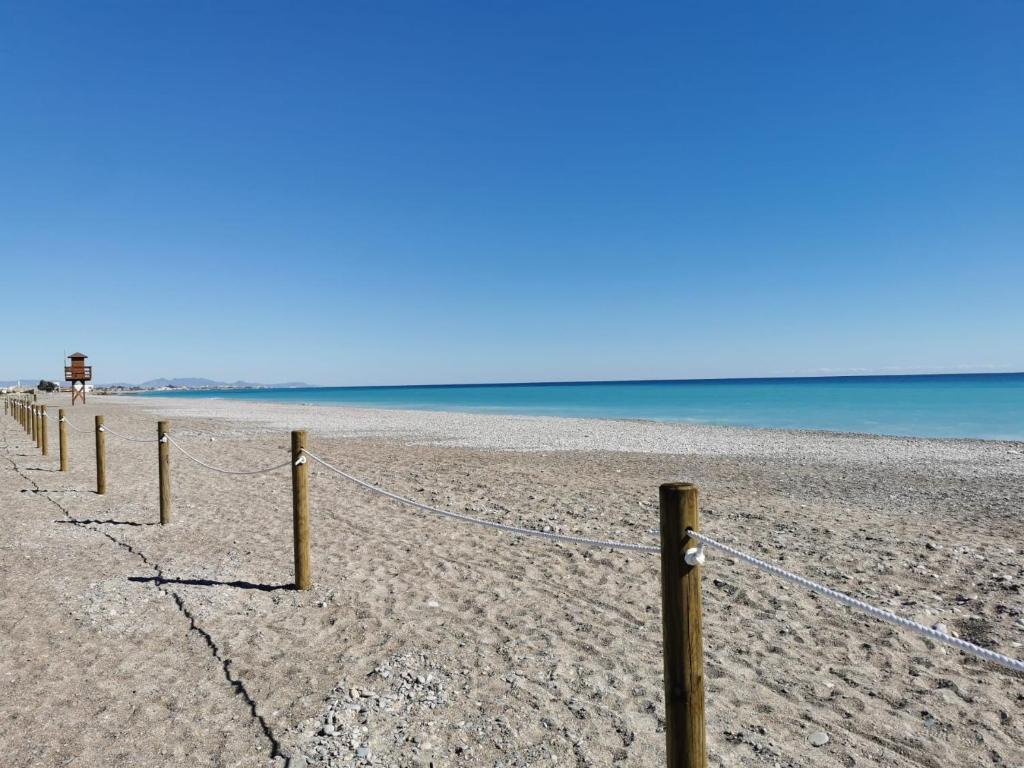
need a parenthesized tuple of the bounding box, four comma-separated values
(291, 430, 311, 590)
(158, 421, 171, 525)
(95, 415, 106, 495)
(39, 405, 48, 456)
(58, 408, 68, 471)
(31, 405, 38, 444)
(659, 482, 707, 768)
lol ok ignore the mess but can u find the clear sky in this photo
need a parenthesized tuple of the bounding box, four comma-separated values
(2, 1, 1021, 385)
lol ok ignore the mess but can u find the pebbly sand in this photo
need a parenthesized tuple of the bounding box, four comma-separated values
(1, 393, 1022, 767)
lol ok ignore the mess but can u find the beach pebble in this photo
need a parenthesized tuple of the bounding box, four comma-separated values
(809, 731, 830, 747)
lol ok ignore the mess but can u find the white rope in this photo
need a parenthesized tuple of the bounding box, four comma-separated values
(688, 530, 1024, 674)
(58, 417, 93, 434)
(97, 425, 161, 443)
(300, 448, 660, 554)
(165, 434, 291, 476)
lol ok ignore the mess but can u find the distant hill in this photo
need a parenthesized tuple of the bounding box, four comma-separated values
(137, 378, 310, 389)
(2, 377, 310, 390)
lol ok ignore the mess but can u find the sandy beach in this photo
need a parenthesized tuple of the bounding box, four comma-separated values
(2, 393, 1022, 767)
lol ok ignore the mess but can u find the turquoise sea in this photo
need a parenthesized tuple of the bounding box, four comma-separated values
(138, 373, 1024, 441)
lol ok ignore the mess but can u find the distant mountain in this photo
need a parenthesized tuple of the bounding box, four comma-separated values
(2, 377, 310, 390)
(139, 377, 223, 388)
(136, 378, 310, 389)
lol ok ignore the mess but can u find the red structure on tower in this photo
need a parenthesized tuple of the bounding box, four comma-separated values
(64, 352, 93, 405)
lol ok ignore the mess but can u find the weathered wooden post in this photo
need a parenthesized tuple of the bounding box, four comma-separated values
(39, 405, 48, 456)
(291, 430, 311, 590)
(58, 408, 68, 471)
(31, 405, 38, 445)
(659, 482, 707, 768)
(95, 415, 106, 495)
(158, 420, 171, 525)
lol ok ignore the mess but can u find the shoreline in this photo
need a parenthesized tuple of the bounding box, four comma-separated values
(119, 385, 1024, 444)
(117, 394, 1024, 461)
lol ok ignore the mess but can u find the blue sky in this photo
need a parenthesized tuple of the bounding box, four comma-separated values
(1, 1, 1021, 385)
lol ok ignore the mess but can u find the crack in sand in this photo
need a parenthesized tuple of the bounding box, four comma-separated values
(1, 428, 288, 766)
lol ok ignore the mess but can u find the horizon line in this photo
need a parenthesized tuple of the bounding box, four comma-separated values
(122, 369, 1024, 391)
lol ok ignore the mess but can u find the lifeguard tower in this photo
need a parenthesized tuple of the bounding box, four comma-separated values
(64, 352, 92, 405)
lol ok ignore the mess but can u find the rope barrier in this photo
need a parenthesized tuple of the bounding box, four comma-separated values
(300, 448, 661, 554)
(165, 434, 292, 476)
(23, 411, 1024, 678)
(58, 417, 93, 434)
(688, 530, 1024, 674)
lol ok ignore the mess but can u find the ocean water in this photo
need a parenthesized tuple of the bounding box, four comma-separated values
(137, 373, 1024, 440)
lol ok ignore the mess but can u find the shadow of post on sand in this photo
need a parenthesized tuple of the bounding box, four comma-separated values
(128, 575, 296, 592)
